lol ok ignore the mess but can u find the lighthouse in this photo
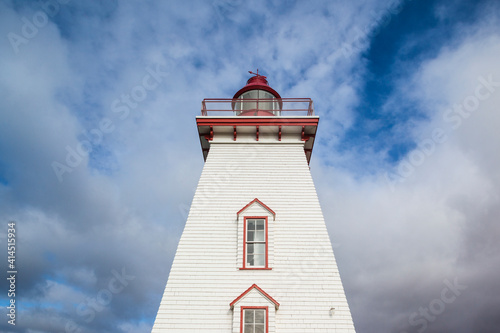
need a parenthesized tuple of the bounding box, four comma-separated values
(152, 71, 356, 332)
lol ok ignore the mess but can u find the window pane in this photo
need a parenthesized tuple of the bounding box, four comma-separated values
(245, 91, 259, 99)
(255, 230, 265, 241)
(247, 244, 254, 254)
(247, 254, 254, 266)
(256, 221, 264, 230)
(248, 220, 255, 230)
(247, 230, 255, 241)
(244, 324, 253, 333)
(255, 310, 265, 323)
(254, 254, 265, 266)
(259, 101, 273, 112)
(254, 243, 265, 254)
(255, 324, 265, 333)
(260, 91, 272, 98)
(244, 310, 254, 323)
(260, 91, 278, 114)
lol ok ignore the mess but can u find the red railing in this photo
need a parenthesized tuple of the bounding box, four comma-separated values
(201, 98, 314, 116)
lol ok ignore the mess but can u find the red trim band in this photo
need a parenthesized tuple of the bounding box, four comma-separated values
(197, 117, 318, 127)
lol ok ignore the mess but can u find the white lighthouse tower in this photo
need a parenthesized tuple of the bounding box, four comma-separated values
(152, 71, 356, 332)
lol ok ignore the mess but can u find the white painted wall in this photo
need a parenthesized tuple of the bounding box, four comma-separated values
(152, 132, 356, 332)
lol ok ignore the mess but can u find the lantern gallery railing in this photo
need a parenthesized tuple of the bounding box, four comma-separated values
(201, 98, 314, 116)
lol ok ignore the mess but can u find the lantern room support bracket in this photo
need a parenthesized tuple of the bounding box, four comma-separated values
(301, 126, 308, 141)
(204, 126, 214, 141)
(301, 125, 314, 142)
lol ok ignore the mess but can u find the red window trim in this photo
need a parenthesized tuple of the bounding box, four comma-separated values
(240, 306, 268, 333)
(230, 284, 280, 309)
(237, 198, 276, 220)
(242, 216, 269, 269)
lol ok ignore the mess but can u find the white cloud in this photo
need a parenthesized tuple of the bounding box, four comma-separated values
(1, 0, 499, 332)
(315, 11, 500, 332)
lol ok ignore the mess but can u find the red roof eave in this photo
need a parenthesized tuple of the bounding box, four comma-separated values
(196, 117, 319, 127)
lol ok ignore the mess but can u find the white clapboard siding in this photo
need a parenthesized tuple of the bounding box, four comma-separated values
(152, 135, 356, 332)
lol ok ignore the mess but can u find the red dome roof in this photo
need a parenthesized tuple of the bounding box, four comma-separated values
(233, 70, 281, 99)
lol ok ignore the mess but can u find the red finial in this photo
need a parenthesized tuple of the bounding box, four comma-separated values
(248, 69, 267, 80)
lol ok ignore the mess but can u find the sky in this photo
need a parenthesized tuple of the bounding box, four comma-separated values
(0, 0, 499, 332)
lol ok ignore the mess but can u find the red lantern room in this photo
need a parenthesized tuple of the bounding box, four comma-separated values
(233, 70, 282, 116)
(197, 70, 319, 163)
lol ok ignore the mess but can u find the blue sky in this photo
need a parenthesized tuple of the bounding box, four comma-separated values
(1, 0, 500, 332)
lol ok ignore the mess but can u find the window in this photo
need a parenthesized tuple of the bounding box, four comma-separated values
(230, 285, 278, 333)
(242, 307, 267, 333)
(237, 199, 274, 270)
(244, 217, 267, 268)
(234, 90, 280, 115)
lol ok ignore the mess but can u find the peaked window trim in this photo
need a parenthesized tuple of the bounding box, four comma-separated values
(230, 284, 280, 310)
(237, 198, 276, 220)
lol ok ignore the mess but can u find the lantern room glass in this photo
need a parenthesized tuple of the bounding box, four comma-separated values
(234, 90, 281, 116)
